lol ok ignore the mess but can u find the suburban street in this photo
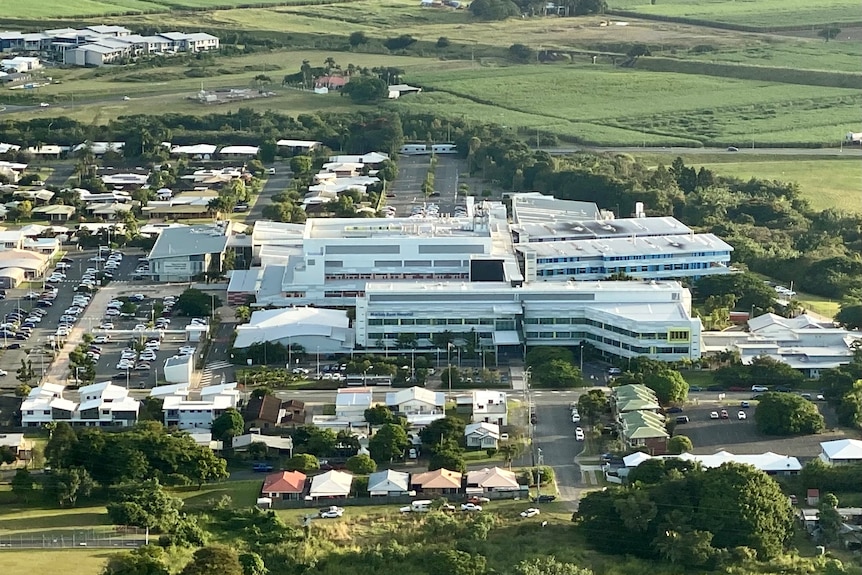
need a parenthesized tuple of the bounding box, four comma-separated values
(247, 160, 292, 222)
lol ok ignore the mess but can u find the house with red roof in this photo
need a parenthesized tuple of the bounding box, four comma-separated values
(261, 470, 307, 501)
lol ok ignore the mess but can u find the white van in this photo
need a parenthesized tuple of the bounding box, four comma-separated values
(399, 500, 432, 513)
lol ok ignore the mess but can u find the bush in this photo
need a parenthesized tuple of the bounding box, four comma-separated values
(755, 393, 824, 435)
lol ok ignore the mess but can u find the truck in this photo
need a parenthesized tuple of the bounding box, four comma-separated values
(845, 132, 862, 145)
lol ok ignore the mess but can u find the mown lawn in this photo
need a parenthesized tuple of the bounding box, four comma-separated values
(3, 550, 121, 575)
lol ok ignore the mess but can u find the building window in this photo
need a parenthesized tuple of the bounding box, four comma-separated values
(668, 329, 690, 343)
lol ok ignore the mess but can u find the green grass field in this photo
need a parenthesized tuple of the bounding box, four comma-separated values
(691, 158, 862, 212)
(4, 550, 120, 575)
(0, 0, 310, 18)
(409, 65, 862, 146)
(608, 0, 862, 28)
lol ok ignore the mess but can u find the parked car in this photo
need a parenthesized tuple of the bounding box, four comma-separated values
(720, 410, 729, 419)
(520, 508, 540, 518)
(666, 406, 683, 414)
(737, 411, 747, 420)
(319, 506, 344, 519)
(751, 385, 769, 392)
(575, 427, 585, 441)
(532, 495, 556, 503)
(675, 416, 690, 424)
(461, 503, 483, 512)
(252, 463, 274, 472)
(467, 496, 490, 504)
(740, 401, 750, 408)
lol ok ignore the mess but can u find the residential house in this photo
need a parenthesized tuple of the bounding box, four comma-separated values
(410, 468, 462, 496)
(282, 399, 306, 425)
(820, 439, 862, 465)
(335, 387, 373, 422)
(308, 470, 353, 499)
(0, 56, 41, 73)
(156, 381, 239, 430)
(612, 384, 661, 414)
(261, 471, 306, 501)
(21, 382, 139, 427)
(385, 386, 445, 423)
(219, 145, 259, 159)
(618, 410, 669, 454)
(233, 432, 294, 457)
(367, 470, 411, 497)
(465, 467, 520, 495)
(276, 139, 322, 155)
(244, 394, 285, 429)
(0, 249, 50, 286)
(0, 433, 31, 462)
(170, 144, 217, 159)
(464, 422, 500, 449)
(468, 390, 508, 426)
(619, 450, 801, 481)
(314, 76, 348, 90)
(32, 205, 75, 222)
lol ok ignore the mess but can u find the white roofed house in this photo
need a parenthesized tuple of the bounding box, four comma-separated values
(469, 390, 508, 426)
(157, 382, 239, 430)
(335, 388, 373, 423)
(464, 422, 500, 450)
(820, 439, 862, 465)
(367, 469, 410, 497)
(170, 144, 217, 159)
(276, 139, 321, 154)
(147, 224, 231, 282)
(20, 382, 139, 427)
(385, 386, 445, 425)
(308, 470, 353, 499)
(219, 145, 260, 159)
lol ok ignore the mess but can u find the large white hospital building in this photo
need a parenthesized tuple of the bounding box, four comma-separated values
(226, 194, 731, 360)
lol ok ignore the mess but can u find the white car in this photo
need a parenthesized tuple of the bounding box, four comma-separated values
(710, 411, 720, 419)
(139, 351, 157, 362)
(572, 413, 581, 423)
(145, 342, 160, 351)
(105, 308, 120, 317)
(319, 506, 344, 519)
(133, 324, 147, 331)
(292, 367, 310, 375)
(575, 427, 585, 441)
(99, 322, 114, 330)
(520, 508, 540, 518)
(751, 385, 769, 392)
(178, 346, 196, 355)
(93, 336, 110, 344)
(461, 503, 483, 512)
(737, 411, 747, 420)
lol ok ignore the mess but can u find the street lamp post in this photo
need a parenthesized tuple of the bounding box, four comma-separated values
(447, 342, 454, 398)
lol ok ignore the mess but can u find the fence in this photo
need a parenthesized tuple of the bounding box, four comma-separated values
(0, 526, 148, 550)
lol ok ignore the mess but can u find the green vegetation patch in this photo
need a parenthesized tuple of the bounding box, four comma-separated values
(412, 65, 861, 146)
(691, 158, 862, 213)
(0, 0, 158, 18)
(608, 0, 862, 28)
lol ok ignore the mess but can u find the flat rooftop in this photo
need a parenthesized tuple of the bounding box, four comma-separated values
(517, 232, 732, 259)
(305, 217, 492, 240)
(511, 216, 692, 242)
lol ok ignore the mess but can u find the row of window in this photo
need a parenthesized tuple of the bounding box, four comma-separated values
(523, 331, 688, 355)
(325, 273, 469, 281)
(524, 317, 685, 341)
(369, 317, 499, 326)
(536, 262, 713, 276)
(536, 251, 727, 264)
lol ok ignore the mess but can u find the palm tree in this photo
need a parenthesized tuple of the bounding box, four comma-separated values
(498, 441, 525, 469)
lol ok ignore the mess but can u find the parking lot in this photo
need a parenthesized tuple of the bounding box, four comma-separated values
(387, 155, 467, 217)
(680, 391, 847, 457)
(0, 246, 207, 391)
(0, 248, 142, 389)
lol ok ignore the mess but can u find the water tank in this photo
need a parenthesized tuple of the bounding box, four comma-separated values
(635, 202, 645, 217)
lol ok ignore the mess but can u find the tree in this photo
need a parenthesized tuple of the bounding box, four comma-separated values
(469, 0, 520, 20)
(346, 453, 377, 474)
(46, 466, 95, 507)
(836, 303, 862, 329)
(695, 463, 793, 559)
(289, 155, 313, 177)
(45, 422, 78, 468)
(667, 435, 693, 454)
(14, 382, 31, 397)
(498, 441, 525, 468)
(364, 405, 398, 425)
(436, 36, 451, 49)
(348, 31, 369, 48)
(175, 288, 220, 317)
(755, 392, 825, 435)
(531, 359, 583, 388)
(11, 468, 34, 502)
(695, 273, 776, 313)
(428, 448, 466, 473)
(383, 34, 417, 51)
(818, 26, 841, 42)
(577, 389, 609, 423)
(18, 199, 32, 219)
(419, 416, 465, 447)
(368, 423, 409, 463)
(508, 43, 534, 63)
(235, 306, 252, 323)
(103, 546, 170, 575)
(285, 453, 319, 473)
(643, 369, 688, 404)
(181, 546, 243, 575)
(512, 557, 594, 575)
(211, 408, 245, 442)
(342, 76, 388, 104)
(294, 426, 337, 457)
(0, 445, 16, 465)
(17, 358, 35, 385)
(439, 366, 463, 387)
(107, 479, 185, 532)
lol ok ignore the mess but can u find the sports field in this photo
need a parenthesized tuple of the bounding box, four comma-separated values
(608, 0, 862, 28)
(409, 65, 862, 146)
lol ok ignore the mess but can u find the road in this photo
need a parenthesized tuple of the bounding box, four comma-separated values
(541, 146, 862, 157)
(247, 161, 292, 222)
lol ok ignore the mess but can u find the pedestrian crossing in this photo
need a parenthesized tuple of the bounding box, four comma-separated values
(199, 360, 232, 387)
